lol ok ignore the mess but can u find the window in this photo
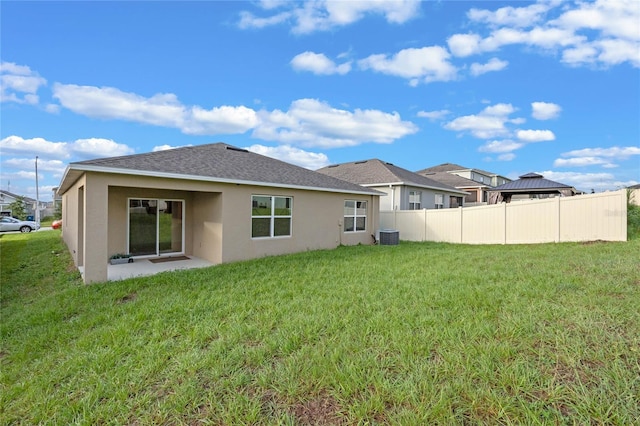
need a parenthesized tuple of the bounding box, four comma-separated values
(344, 200, 367, 232)
(409, 191, 421, 210)
(435, 194, 444, 209)
(128, 198, 184, 256)
(252, 195, 292, 238)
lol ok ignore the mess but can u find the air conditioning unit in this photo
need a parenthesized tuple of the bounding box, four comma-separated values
(379, 229, 399, 245)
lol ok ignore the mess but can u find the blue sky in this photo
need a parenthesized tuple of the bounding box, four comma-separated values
(2, 0, 639, 202)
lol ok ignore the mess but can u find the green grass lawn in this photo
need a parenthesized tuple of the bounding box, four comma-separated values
(1, 231, 639, 425)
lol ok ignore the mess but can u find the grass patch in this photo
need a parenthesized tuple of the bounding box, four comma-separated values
(2, 231, 639, 424)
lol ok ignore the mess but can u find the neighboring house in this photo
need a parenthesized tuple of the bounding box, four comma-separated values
(416, 163, 511, 204)
(316, 159, 467, 210)
(488, 173, 578, 204)
(57, 143, 382, 284)
(0, 190, 38, 217)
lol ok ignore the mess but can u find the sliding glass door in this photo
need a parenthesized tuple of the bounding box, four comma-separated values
(129, 199, 183, 256)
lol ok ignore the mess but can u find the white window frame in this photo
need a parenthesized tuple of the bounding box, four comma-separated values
(127, 198, 185, 257)
(435, 194, 444, 209)
(251, 195, 292, 239)
(344, 200, 367, 233)
(409, 191, 421, 210)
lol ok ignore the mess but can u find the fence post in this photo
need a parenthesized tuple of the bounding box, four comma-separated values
(503, 202, 507, 244)
(556, 196, 561, 243)
(459, 206, 463, 243)
(423, 208, 427, 241)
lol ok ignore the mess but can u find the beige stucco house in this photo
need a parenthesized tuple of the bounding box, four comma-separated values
(57, 143, 381, 283)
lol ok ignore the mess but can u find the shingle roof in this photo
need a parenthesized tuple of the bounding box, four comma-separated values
(59, 143, 381, 195)
(0, 190, 36, 202)
(419, 171, 488, 188)
(316, 159, 467, 194)
(417, 162, 506, 179)
(416, 163, 466, 174)
(491, 173, 574, 191)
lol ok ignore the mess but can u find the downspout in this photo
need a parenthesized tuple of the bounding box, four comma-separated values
(389, 184, 396, 210)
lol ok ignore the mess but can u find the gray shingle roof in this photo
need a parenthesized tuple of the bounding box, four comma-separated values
(60, 143, 380, 195)
(0, 190, 36, 202)
(417, 162, 506, 179)
(416, 163, 466, 174)
(317, 159, 466, 194)
(418, 171, 487, 188)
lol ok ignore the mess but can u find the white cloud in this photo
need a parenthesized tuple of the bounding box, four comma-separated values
(478, 139, 524, 153)
(554, 146, 640, 168)
(186, 105, 259, 135)
(444, 103, 517, 139)
(0, 62, 47, 105)
(561, 146, 640, 159)
(516, 129, 555, 142)
(290, 51, 351, 75)
(53, 84, 186, 127)
(540, 170, 636, 192)
(497, 153, 516, 161)
(457, 0, 640, 68)
(470, 58, 508, 76)
(245, 144, 330, 169)
(51, 83, 416, 148)
(531, 102, 561, 120)
(0, 135, 133, 160)
(152, 144, 192, 152)
(238, 10, 292, 30)
(238, 0, 421, 34)
(447, 33, 481, 57)
(358, 46, 457, 84)
(52, 84, 258, 135)
(552, 0, 640, 42)
(71, 138, 134, 158)
(468, 3, 553, 28)
(253, 98, 418, 148)
(5, 157, 66, 174)
(417, 109, 451, 121)
(1, 135, 69, 158)
(553, 157, 615, 168)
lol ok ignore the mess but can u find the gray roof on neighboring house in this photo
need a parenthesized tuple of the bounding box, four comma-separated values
(416, 163, 466, 174)
(0, 190, 36, 203)
(491, 173, 575, 192)
(316, 159, 467, 194)
(629, 183, 640, 189)
(417, 162, 508, 180)
(419, 171, 488, 189)
(58, 143, 381, 196)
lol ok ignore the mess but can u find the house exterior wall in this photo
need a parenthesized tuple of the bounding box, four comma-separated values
(368, 185, 459, 210)
(60, 171, 379, 283)
(60, 174, 84, 268)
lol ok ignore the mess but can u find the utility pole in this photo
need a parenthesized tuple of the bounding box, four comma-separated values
(35, 156, 40, 224)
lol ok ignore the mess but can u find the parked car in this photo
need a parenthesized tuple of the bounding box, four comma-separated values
(52, 219, 63, 229)
(0, 216, 40, 233)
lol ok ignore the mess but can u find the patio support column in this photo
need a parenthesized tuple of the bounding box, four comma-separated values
(82, 174, 109, 283)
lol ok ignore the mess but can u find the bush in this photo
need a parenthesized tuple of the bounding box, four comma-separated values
(628, 203, 640, 239)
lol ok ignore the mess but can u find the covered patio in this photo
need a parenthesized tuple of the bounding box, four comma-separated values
(79, 255, 214, 282)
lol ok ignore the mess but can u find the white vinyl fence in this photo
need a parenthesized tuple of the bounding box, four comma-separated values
(380, 189, 627, 244)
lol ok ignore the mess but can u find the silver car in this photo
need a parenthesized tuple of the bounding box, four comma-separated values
(0, 217, 41, 233)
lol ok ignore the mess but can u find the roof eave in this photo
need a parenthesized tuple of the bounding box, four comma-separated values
(59, 164, 383, 196)
(362, 181, 468, 195)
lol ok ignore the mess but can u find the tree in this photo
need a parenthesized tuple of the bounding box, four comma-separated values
(8, 196, 27, 220)
(54, 200, 62, 220)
